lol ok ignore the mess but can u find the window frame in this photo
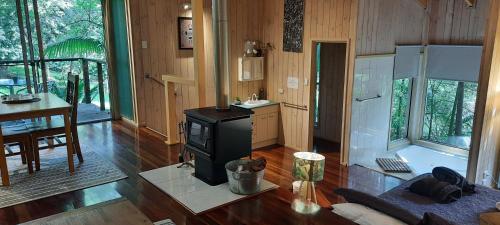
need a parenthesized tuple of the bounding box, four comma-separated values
(389, 51, 474, 157)
(416, 77, 476, 157)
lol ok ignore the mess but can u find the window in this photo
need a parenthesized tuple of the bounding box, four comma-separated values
(421, 79, 478, 150)
(390, 78, 412, 141)
(314, 43, 321, 127)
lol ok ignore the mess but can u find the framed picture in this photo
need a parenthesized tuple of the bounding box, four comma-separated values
(178, 17, 193, 49)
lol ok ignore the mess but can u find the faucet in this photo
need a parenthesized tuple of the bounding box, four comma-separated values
(251, 93, 258, 102)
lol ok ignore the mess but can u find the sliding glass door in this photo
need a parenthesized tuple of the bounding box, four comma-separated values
(0, 0, 112, 123)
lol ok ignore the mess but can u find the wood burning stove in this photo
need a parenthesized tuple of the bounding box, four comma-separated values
(185, 106, 253, 185)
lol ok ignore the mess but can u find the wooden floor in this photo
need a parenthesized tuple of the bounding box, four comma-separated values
(77, 103, 111, 124)
(0, 121, 403, 225)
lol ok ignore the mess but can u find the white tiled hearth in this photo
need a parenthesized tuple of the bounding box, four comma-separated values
(139, 162, 279, 214)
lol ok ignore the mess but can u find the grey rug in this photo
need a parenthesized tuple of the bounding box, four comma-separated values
(154, 219, 176, 225)
(0, 150, 127, 208)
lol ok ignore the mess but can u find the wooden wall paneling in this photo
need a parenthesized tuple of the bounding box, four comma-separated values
(263, 0, 358, 151)
(193, 0, 206, 107)
(229, 0, 237, 103)
(468, 0, 500, 185)
(148, 0, 164, 134)
(141, 0, 155, 131)
(356, 0, 425, 56)
(130, 0, 146, 126)
(129, 0, 198, 136)
(129, 0, 266, 136)
(301, 0, 313, 150)
(203, 0, 215, 106)
(428, 0, 488, 45)
(340, 0, 359, 165)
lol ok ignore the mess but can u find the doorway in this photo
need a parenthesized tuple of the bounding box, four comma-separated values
(0, 0, 112, 124)
(311, 42, 348, 153)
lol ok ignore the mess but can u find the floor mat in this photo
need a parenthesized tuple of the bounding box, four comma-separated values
(376, 158, 412, 173)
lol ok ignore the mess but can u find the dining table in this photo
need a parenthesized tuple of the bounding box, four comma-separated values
(0, 93, 75, 186)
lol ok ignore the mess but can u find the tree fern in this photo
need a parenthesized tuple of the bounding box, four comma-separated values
(45, 38, 104, 59)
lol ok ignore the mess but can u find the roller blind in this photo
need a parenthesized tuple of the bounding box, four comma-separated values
(426, 45, 483, 82)
(394, 46, 422, 80)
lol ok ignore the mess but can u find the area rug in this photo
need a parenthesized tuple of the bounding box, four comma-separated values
(139, 163, 279, 214)
(0, 150, 127, 208)
(154, 219, 176, 225)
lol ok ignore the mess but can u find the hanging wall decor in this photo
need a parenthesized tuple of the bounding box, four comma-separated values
(283, 0, 304, 53)
(178, 17, 193, 49)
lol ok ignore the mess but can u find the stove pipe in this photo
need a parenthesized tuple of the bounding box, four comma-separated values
(212, 0, 231, 111)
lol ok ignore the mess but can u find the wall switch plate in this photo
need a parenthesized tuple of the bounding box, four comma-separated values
(304, 78, 309, 86)
(141, 41, 148, 49)
(278, 88, 284, 94)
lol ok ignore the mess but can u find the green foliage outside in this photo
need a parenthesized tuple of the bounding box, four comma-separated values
(0, 0, 108, 108)
(422, 79, 477, 149)
(390, 78, 477, 150)
(390, 78, 411, 141)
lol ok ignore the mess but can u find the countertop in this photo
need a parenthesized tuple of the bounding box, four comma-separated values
(232, 100, 280, 109)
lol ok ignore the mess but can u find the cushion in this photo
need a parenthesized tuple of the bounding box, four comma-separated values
(432, 167, 475, 193)
(332, 203, 407, 225)
(408, 176, 462, 203)
(418, 213, 453, 225)
(334, 188, 421, 225)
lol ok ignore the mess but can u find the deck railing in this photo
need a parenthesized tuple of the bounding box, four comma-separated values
(0, 58, 108, 111)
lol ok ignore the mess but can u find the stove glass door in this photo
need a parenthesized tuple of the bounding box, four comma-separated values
(187, 118, 212, 153)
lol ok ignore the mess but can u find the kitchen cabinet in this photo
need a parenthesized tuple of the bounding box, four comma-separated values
(251, 104, 279, 149)
(238, 57, 264, 81)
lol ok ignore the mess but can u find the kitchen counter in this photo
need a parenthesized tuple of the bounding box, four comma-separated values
(233, 101, 280, 109)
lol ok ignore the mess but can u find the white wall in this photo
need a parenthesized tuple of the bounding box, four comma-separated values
(349, 55, 394, 166)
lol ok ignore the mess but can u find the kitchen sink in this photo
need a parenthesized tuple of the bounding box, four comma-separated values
(243, 99, 270, 106)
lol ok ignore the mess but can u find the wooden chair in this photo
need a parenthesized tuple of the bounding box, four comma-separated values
(31, 74, 83, 171)
(3, 124, 34, 173)
(0, 124, 34, 186)
(0, 127, 8, 186)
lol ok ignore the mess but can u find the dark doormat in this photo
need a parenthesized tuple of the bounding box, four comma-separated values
(376, 158, 412, 173)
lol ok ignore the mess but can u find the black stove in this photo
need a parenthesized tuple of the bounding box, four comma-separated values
(184, 106, 253, 185)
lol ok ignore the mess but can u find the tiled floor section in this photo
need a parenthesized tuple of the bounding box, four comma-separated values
(396, 145, 468, 177)
(139, 162, 278, 214)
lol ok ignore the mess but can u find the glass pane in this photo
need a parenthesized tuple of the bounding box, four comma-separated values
(0, 1, 22, 61)
(422, 79, 478, 150)
(390, 78, 411, 141)
(314, 43, 321, 127)
(0, 0, 27, 95)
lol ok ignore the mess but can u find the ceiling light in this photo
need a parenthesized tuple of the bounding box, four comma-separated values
(181, 3, 191, 10)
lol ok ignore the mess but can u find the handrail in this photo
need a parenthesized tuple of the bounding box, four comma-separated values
(283, 102, 308, 111)
(355, 94, 381, 102)
(145, 74, 164, 86)
(0, 57, 106, 66)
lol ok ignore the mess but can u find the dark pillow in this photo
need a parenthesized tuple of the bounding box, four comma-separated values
(432, 167, 475, 193)
(334, 188, 421, 225)
(418, 212, 453, 225)
(408, 176, 462, 203)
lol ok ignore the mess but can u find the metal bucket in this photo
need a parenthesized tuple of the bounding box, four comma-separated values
(225, 159, 265, 195)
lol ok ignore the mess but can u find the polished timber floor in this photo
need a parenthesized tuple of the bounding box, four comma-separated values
(0, 121, 403, 225)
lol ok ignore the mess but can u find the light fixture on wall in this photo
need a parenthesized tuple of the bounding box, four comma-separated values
(181, 3, 192, 10)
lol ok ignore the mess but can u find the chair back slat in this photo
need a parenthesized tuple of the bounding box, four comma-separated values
(66, 73, 79, 126)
